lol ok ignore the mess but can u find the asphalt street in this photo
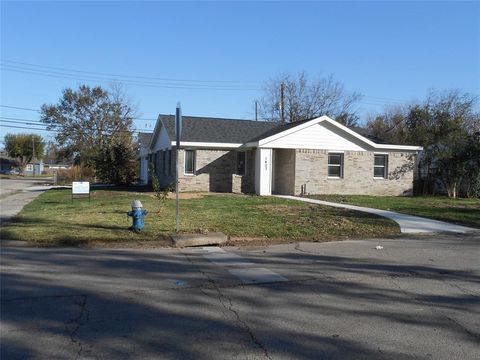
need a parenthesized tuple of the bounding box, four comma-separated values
(1, 234, 479, 359)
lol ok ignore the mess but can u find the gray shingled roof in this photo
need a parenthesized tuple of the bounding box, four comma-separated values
(137, 132, 152, 147)
(159, 115, 277, 143)
(157, 114, 384, 145)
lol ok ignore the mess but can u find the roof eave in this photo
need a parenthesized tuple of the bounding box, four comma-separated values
(170, 141, 243, 149)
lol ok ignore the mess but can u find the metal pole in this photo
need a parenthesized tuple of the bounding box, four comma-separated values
(175, 103, 182, 232)
(255, 100, 258, 121)
(32, 136, 35, 177)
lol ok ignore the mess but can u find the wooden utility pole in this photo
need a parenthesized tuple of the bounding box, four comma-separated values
(280, 83, 285, 123)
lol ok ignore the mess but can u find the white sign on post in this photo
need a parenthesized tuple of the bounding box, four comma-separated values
(72, 181, 90, 194)
(72, 181, 90, 202)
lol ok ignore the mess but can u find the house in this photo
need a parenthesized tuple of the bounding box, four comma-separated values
(24, 161, 44, 176)
(147, 114, 422, 196)
(0, 151, 18, 172)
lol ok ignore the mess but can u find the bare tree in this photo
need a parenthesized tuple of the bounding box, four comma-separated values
(366, 105, 410, 144)
(259, 72, 362, 126)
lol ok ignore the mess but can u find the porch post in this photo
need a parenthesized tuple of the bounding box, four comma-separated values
(255, 148, 273, 196)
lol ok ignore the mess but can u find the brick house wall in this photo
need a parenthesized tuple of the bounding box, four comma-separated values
(152, 147, 416, 196)
(293, 149, 416, 196)
(173, 149, 255, 193)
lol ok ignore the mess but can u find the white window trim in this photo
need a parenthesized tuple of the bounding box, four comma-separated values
(328, 153, 344, 179)
(235, 151, 247, 176)
(373, 154, 388, 179)
(184, 149, 196, 176)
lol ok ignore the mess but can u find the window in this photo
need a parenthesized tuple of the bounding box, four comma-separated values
(184, 150, 195, 175)
(374, 154, 388, 178)
(236, 152, 246, 175)
(328, 153, 343, 178)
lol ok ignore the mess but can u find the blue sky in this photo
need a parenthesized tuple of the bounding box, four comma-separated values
(1, 1, 479, 144)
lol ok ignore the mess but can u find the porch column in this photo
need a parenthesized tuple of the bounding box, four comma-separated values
(255, 148, 272, 195)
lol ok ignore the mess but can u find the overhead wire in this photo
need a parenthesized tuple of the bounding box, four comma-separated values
(2, 59, 262, 84)
(0, 119, 153, 134)
(1, 63, 262, 91)
(0, 105, 157, 121)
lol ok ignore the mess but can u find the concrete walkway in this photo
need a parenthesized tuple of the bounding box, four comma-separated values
(275, 195, 477, 234)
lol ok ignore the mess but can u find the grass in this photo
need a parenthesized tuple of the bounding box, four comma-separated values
(309, 195, 480, 229)
(0, 188, 400, 246)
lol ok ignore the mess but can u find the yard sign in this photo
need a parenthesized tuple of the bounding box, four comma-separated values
(72, 181, 90, 202)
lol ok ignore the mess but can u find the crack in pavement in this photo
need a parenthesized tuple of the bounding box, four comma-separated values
(65, 295, 90, 360)
(181, 250, 272, 360)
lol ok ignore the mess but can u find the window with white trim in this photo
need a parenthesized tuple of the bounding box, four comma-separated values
(236, 152, 246, 175)
(328, 153, 343, 178)
(374, 154, 388, 178)
(184, 150, 195, 175)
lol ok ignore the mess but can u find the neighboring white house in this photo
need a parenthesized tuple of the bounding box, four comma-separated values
(147, 114, 423, 196)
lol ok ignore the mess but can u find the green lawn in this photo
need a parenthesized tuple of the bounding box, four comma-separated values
(1, 189, 400, 246)
(309, 195, 480, 229)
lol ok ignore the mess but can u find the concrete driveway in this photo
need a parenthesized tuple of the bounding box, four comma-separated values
(0, 178, 53, 224)
(1, 234, 479, 359)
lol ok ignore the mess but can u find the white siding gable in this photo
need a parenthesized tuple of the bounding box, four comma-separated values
(152, 125, 172, 152)
(260, 122, 368, 151)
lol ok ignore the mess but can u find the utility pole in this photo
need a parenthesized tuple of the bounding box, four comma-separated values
(32, 136, 35, 177)
(280, 83, 285, 123)
(255, 100, 258, 121)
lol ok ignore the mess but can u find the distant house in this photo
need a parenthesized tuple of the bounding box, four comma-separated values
(0, 151, 18, 172)
(147, 115, 422, 196)
(25, 162, 44, 175)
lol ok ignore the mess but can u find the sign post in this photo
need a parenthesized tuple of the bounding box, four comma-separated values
(175, 103, 182, 232)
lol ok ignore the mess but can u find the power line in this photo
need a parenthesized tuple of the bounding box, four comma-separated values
(0, 121, 152, 134)
(0, 124, 55, 132)
(0, 119, 49, 127)
(2, 59, 262, 84)
(0, 105, 158, 121)
(0, 116, 44, 123)
(1, 64, 262, 91)
(0, 105, 41, 112)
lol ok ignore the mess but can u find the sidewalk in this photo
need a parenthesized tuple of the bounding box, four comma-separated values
(275, 195, 477, 234)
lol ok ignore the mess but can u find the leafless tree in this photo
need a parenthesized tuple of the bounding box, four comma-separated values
(259, 72, 362, 126)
